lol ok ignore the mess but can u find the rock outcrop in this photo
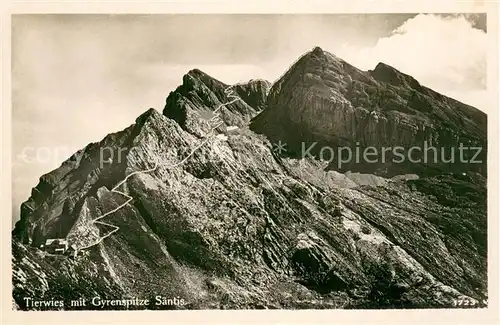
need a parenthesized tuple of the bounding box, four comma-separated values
(164, 69, 268, 136)
(12, 47, 487, 310)
(234, 79, 271, 111)
(250, 46, 487, 176)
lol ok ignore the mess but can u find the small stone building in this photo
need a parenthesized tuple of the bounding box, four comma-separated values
(42, 238, 68, 254)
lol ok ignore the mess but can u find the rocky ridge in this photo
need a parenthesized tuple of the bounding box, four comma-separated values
(251, 47, 487, 176)
(12, 47, 487, 310)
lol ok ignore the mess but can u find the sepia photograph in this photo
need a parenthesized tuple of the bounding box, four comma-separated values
(5, 5, 496, 320)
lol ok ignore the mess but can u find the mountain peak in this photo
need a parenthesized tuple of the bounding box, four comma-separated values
(311, 46, 324, 56)
(252, 47, 486, 176)
(185, 68, 211, 79)
(305, 46, 344, 63)
(182, 68, 228, 89)
(234, 79, 271, 111)
(373, 62, 395, 72)
(135, 107, 161, 124)
(165, 69, 228, 129)
(164, 69, 270, 134)
(300, 46, 335, 65)
(371, 62, 422, 90)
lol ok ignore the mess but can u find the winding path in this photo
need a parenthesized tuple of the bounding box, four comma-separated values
(79, 85, 242, 250)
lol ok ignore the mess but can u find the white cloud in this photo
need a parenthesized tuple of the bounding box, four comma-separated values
(335, 14, 488, 111)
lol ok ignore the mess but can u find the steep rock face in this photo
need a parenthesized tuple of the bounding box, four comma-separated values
(234, 79, 271, 111)
(163, 69, 269, 136)
(12, 51, 487, 310)
(14, 121, 141, 246)
(251, 47, 487, 176)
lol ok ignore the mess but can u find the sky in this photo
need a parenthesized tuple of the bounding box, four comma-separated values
(11, 13, 488, 224)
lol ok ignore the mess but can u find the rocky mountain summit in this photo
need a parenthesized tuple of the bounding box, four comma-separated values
(251, 47, 487, 176)
(12, 47, 487, 310)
